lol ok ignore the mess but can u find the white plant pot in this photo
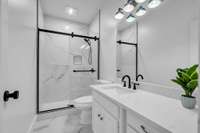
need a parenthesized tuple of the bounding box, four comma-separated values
(181, 95, 196, 109)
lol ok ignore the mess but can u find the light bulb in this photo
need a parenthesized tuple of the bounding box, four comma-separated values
(126, 14, 136, 23)
(115, 8, 124, 20)
(123, 0, 135, 12)
(65, 6, 78, 16)
(135, 0, 147, 3)
(148, 0, 162, 8)
(136, 7, 146, 16)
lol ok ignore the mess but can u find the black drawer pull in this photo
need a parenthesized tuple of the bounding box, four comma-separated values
(100, 117, 103, 120)
(3, 90, 19, 102)
(140, 125, 149, 133)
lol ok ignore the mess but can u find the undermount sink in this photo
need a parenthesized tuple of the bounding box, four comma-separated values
(100, 84, 136, 95)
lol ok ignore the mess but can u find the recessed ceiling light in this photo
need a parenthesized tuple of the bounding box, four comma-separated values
(135, 0, 147, 3)
(147, 0, 162, 9)
(123, 0, 136, 13)
(65, 6, 78, 16)
(126, 14, 136, 23)
(115, 8, 124, 20)
(65, 26, 70, 30)
(136, 7, 146, 16)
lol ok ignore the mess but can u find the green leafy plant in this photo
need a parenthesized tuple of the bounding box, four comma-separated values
(171, 64, 199, 98)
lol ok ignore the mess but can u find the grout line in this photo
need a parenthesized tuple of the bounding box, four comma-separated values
(27, 115, 37, 133)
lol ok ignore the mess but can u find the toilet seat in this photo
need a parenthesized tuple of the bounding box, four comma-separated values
(73, 96, 93, 125)
(74, 96, 92, 108)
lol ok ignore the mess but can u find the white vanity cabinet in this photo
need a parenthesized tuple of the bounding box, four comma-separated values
(92, 91, 119, 133)
(126, 111, 170, 133)
(92, 84, 198, 133)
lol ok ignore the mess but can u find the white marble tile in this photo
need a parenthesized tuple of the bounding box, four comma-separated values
(31, 110, 93, 133)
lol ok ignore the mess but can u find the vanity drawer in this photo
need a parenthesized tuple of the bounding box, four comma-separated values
(93, 91, 119, 118)
(127, 111, 171, 133)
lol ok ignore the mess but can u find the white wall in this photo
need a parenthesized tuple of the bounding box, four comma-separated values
(0, 0, 37, 133)
(43, 15, 89, 35)
(0, 0, 8, 132)
(136, 0, 199, 98)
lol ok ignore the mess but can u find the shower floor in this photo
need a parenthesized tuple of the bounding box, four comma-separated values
(31, 109, 93, 133)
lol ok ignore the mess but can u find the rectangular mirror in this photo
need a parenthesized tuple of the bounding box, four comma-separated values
(116, 21, 138, 81)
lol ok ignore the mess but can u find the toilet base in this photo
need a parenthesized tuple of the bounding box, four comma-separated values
(80, 107, 92, 125)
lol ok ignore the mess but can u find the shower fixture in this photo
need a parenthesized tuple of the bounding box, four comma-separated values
(114, 0, 164, 22)
(83, 38, 93, 65)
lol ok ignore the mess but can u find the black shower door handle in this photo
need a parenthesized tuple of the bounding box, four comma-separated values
(3, 90, 19, 102)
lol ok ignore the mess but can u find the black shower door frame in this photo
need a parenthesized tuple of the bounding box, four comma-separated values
(36, 28, 100, 114)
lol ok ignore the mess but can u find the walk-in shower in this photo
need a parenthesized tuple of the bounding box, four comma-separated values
(37, 29, 100, 113)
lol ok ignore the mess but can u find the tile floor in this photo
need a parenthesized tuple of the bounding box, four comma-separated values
(31, 109, 93, 133)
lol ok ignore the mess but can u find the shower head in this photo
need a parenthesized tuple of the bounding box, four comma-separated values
(84, 38, 91, 46)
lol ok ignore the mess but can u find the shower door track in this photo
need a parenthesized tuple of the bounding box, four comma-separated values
(36, 28, 100, 114)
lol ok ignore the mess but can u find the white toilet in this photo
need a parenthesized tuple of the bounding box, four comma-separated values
(73, 96, 93, 125)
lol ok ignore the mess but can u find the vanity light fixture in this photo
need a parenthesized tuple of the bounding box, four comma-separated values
(136, 7, 146, 16)
(123, 0, 136, 13)
(147, 0, 162, 9)
(135, 0, 147, 3)
(126, 14, 136, 23)
(115, 8, 124, 19)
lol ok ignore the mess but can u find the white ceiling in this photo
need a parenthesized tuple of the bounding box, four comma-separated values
(40, 0, 106, 25)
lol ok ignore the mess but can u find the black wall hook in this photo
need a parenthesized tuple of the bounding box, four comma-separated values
(3, 90, 19, 102)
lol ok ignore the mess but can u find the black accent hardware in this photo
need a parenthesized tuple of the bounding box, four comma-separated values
(100, 117, 103, 120)
(116, 69, 121, 72)
(137, 74, 144, 81)
(73, 68, 96, 73)
(140, 125, 149, 133)
(133, 74, 144, 90)
(133, 82, 140, 90)
(98, 114, 101, 117)
(36, 6, 101, 113)
(38, 28, 99, 41)
(117, 40, 137, 46)
(121, 75, 131, 88)
(3, 90, 19, 102)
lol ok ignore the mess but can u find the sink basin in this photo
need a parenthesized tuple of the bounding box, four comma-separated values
(101, 85, 135, 95)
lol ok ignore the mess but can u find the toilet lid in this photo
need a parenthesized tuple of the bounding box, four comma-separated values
(74, 96, 92, 104)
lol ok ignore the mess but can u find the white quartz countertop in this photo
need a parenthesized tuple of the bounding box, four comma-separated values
(91, 84, 198, 133)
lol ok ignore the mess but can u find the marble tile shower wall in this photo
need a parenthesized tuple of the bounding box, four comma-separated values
(39, 16, 98, 105)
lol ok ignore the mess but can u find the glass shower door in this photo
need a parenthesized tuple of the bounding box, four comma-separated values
(38, 30, 99, 112)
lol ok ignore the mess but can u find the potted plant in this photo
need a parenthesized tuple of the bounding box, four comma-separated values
(171, 64, 198, 109)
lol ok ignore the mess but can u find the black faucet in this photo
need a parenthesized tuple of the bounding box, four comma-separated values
(136, 74, 144, 81)
(133, 74, 144, 90)
(121, 75, 131, 89)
